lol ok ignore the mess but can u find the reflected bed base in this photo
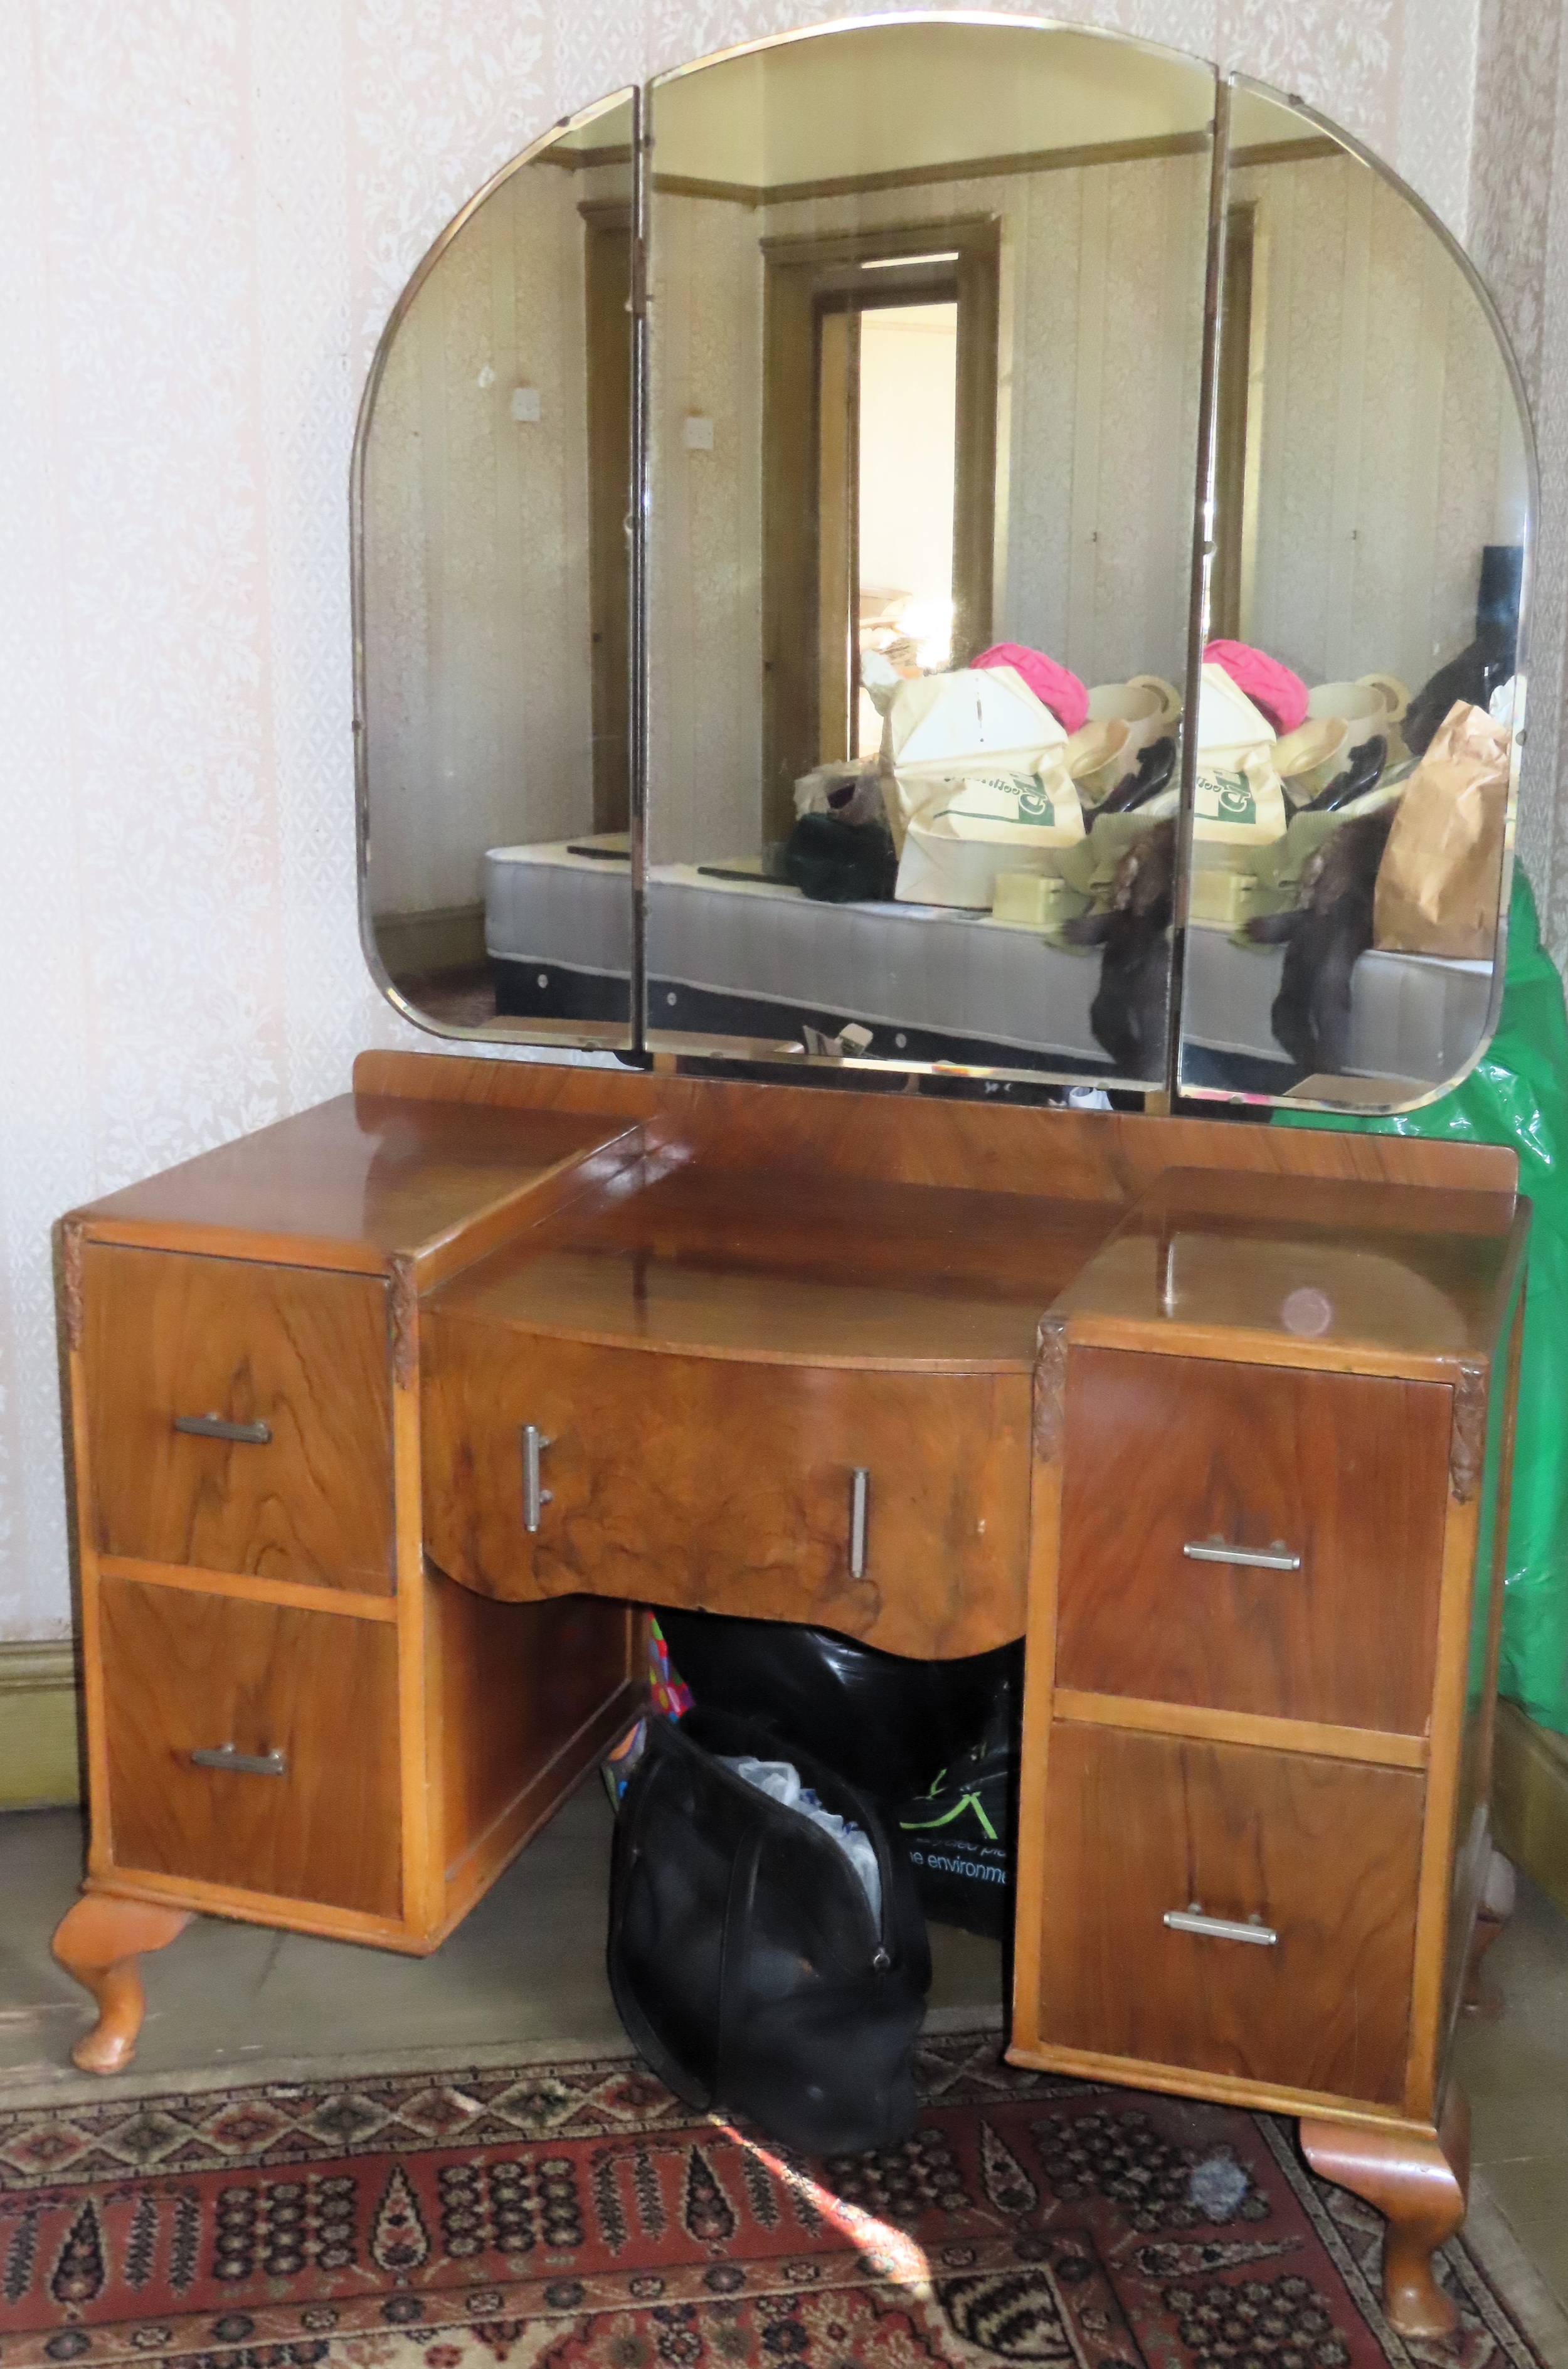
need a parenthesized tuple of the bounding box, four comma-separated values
(1182, 924, 1495, 1091)
(486, 840, 1125, 1076)
(493, 952, 1110, 1076)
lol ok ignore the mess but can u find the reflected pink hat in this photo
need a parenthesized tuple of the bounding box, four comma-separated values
(972, 642, 1089, 736)
(1203, 639, 1309, 735)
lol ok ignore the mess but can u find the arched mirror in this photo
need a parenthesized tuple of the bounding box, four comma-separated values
(640, 20, 1216, 1088)
(1173, 80, 1532, 1110)
(352, 21, 1535, 1115)
(354, 87, 638, 1050)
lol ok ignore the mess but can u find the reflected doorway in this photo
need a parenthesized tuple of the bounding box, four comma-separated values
(816, 295, 961, 762)
(762, 220, 999, 839)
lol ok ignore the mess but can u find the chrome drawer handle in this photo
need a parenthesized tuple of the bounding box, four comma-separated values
(849, 1467, 871, 1579)
(191, 1744, 287, 1778)
(522, 1424, 553, 1534)
(174, 1414, 272, 1446)
(1164, 1903, 1278, 1946)
(1183, 1536, 1300, 1572)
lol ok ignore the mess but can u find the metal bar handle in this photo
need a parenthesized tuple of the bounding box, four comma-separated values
(174, 1414, 272, 1446)
(1183, 1537, 1300, 1572)
(191, 1744, 287, 1778)
(849, 1467, 870, 1579)
(522, 1424, 553, 1534)
(1164, 1904, 1278, 1946)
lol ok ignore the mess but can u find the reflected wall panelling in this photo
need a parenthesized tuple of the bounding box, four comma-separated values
(362, 161, 598, 921)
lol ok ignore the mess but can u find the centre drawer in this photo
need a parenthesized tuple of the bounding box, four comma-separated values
(1054, 1347, 1452, 1734)
(82, 1243, 395, 1591)
(420, 1320, 1032, 1659)
(98, 1574, 403, 1919)
(1032, 1722, 1424, 2108)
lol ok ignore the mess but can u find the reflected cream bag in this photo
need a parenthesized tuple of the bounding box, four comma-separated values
(1373, 699, 1511, 958)
(1192, 661, 1289, 849)
(888, 664, 1081, 908)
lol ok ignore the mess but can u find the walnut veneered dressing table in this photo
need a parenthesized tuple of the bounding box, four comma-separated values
(51, 9, 1544, 2344)
(56, 1050, 1524, 2337)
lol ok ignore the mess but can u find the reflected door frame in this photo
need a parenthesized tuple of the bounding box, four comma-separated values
(760, 215, 1000, 841)
(583, 197, 633, 836)
(1209, 197, 1260, 645)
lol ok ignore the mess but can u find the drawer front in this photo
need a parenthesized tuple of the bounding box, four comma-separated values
(1056, 1349, 1450, 1734)
(421, 1322, 1031, 1659)
(100, 1576, 403, 1918)
(83, 1244, 395, 1591)
(1034, 1723, 1422, 2106)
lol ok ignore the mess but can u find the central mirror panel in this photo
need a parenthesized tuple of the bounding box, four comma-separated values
(639, 22, 1217, 1086)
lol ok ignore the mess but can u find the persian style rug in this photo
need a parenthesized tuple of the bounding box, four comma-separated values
(0, 2032, 1550, 2369)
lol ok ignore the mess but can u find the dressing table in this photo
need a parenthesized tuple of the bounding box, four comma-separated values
(53, 13, 1539, 2343)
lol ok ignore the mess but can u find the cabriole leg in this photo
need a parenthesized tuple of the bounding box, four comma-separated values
(1300, 2087, 1469, 2339)
(52, 1893, 193, 2074)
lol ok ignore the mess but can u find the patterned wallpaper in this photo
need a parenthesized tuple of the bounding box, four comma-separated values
(0, 0, 1543, 1641)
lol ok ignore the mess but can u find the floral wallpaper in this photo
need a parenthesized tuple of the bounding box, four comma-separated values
(0, 0, 1550, 1641)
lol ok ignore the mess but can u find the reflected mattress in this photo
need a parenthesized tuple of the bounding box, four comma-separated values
(1182, 922, 1493, 1087)
(484, 843, 1493, 1088)
(485, 843, 1107, 1071)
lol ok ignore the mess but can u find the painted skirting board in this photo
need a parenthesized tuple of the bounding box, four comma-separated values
(0, 1643, 82, 1809)
(372, 903, 487, 978)
(1493, 1699, 1568, 1917)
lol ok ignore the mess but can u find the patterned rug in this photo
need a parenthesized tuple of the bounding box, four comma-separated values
(0, 2033, 1549, 2369)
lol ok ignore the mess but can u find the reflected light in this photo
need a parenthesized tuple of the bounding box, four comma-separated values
(861, 251, 960, 270)
(717, 2119, 935, 2293)
(899, 595, 955, 670)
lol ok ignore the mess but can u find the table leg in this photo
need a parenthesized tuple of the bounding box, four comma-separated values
(1300, 2087, 1468, 2339)
(52, 1894, 193, 2075)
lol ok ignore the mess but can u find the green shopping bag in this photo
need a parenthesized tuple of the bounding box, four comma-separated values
(1276, 867, 1568, 1733)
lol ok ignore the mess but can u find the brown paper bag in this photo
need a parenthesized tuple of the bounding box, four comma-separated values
(1373, 701, 1510, 958)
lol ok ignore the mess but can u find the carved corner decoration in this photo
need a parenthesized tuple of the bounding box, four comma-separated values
(1449, 1360, 1488, 1504)
(61, 1222, 85, 1352)
(388, 1257, 420, 1389)
(1033, 1317, 1069, 1463)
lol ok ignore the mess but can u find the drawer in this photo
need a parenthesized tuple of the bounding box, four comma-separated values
(420, 1323, 1031, 1659)
(99, 1576, 403, 1918)
(1055, 1349, 1451, 1734)
(1033, 1723, 1422, 2106)
(83, 1244, 395, 1592)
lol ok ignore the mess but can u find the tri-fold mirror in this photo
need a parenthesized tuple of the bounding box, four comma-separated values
(354, 17, 1533, 1113)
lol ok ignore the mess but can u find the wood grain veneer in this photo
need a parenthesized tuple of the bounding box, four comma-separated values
(98, 1576, 403, 1918)
(1033, 1723, 1424, 2107)
(83, 1246, 395, 1591)
(352, 1049, 1521, 1199)
(1056, 1349, 1451, 1734)
(78, 1094, 642, 1276)
(436, 1577, 642, 1882)
(423, 1322, 1032, 1659)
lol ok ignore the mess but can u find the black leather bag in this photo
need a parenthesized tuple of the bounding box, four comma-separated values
(607, 1709, 931, 2155)
(656, 1606, 1016, 1803)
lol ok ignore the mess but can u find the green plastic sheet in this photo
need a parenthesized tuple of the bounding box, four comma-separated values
(1275, 867, 1568, 1734)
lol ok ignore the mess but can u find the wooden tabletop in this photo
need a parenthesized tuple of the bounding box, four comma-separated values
(425, 1161, 1121, 1369)
(1048, 1167, 1530, 1379)
(72, 1093, 642, 1278)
